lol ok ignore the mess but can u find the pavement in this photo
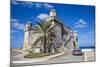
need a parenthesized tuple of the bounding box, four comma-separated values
(10, 49, 84, 67)
(83, 51, 95, 62)
(10, 49, 26, 61)
(12, 52, 65, 64)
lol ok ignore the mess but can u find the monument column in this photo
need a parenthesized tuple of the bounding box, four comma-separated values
(73, 32, 79, 49)
(23, 22, 32, 50)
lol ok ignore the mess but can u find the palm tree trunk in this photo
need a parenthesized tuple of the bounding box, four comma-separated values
(73, 41, 76, 50)
(44, 36, 47, 53)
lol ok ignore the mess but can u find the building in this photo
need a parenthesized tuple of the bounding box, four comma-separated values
(23, 9, 79, 53)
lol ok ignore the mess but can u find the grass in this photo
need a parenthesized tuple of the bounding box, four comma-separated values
(24, 51, 58, 58)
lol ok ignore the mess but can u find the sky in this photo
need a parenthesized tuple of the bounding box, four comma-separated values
(10, 0, 95, 48)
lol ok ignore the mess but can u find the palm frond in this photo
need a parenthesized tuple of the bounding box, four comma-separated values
(47, 24, 56, 33)
(31, 36, 44, 48)
(63, 35, 72, 47)
(37, 22, 44, 33)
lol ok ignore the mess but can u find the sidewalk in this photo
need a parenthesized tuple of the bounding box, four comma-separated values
(83, 51, 95, 61)
(12, 52, 65, 64)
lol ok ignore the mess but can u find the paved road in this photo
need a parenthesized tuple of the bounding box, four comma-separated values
(11, 53, 84, 67)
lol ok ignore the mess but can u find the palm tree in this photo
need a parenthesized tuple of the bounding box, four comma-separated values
(31, 21, 56, 53)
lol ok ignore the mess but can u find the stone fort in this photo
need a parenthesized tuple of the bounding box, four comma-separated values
(23, 9, 79, 53)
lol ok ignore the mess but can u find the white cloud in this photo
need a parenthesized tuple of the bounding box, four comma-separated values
(12, 22, 25, 30)
(75, 24, 85, 28)
(75, 19, 88, 28)
(75, 19, 87, 25)
(37, 13, 49, 20)
(73, 30, 78, 33)
(22, 1, 33, 5)
(44, 3, 54, 9)
(11, 18, 18, 22)
(21, 1, 34, 8)
(11, 1, 54, 9)
(35, 3, 54, 9)
(11, 30, 17, 33)
(11, 0, 19, 5)
(11, 19, 25, 30)
(11, 0, 34, 7)
(35, 3, 43, 8)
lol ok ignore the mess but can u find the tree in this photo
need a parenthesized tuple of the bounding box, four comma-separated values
(32, 21, 56, 53)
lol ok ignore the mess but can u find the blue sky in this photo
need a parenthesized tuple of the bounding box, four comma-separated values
(11, 1, 95, 48)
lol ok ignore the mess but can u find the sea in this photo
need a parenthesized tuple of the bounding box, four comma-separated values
(80, 46, 95, 52)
